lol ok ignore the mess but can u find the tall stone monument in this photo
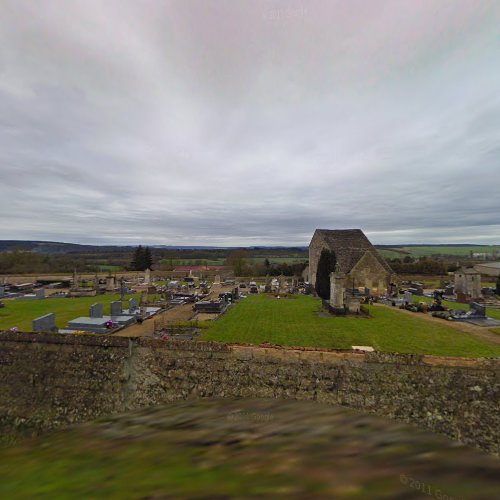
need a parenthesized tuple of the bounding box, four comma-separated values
(72, 269, 79, 290)
(454, 268, 482, 300)
(105, 274, 116, 292)
(330, 269, 346, 310)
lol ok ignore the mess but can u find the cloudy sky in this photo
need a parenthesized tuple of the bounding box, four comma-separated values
(0, 0, 499, 246)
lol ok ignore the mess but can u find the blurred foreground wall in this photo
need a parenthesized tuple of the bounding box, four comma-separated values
(0, 332, 498, 455)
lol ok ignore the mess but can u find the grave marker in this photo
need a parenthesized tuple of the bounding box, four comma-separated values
(89, 303, 104, 318)
(32, 313, 57, 333)
(111, 301, 122, 316)
(470, 302, 486, 317)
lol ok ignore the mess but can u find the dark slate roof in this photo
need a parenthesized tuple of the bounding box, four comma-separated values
(312, 229, 394, 275)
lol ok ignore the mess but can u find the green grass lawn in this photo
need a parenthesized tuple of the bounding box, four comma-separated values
(0, 294, 139, 332)
(412, 296, 500, 320)
(201, 295, 500, 358)
(98, 265, 123, 272)
(161, 258, 226, 266)
(248, 256, 308, 265)
(399, 245, 500, 257)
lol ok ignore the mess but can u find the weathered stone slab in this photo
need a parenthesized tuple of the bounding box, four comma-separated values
(32, 313, 57, 332)
(110, 301, 122, 315)
(89, 303, 104, 318)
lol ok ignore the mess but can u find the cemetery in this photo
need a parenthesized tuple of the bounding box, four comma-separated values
(0, 268, 238, 336)
(30, 296, 165, 335)
(201, 294, 500, 358)
(1, 233, 499, 353)
(0, 294, 141, 333)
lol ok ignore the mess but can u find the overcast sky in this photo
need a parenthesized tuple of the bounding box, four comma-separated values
(0, 0, 499, 246)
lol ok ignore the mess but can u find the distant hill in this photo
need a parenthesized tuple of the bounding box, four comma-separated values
(0, 240, 497, 257)
(0, 241, 135, 254)
(0, 241, 310, 254)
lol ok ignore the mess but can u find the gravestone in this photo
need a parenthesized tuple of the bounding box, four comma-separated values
(0, 285, 5, 298)
(144, 268, 151, 285)
(32, 313, 57, 333)
(111, 301, 122, 316)
(129, 297, 138, 312)
(89, 303, 104, 318)
(35, 288, 45, 299)
(404, 291, 413, 304)
(470, 302, 486, 317)
(347, 298, 361, 313)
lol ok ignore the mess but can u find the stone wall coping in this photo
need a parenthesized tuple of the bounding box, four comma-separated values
(0, 331, 498, 369)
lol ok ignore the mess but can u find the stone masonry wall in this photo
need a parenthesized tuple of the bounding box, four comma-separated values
(0, 332, 498, 455)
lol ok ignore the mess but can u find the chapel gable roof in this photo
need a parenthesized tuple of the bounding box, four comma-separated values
(312, 229, 394, 275)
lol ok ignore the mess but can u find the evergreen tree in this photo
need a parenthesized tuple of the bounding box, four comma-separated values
(144, 247, 153, 270)
(315, 249, 337, 300)
(131, 245, 144, 271)
(131, 245, 153, 271)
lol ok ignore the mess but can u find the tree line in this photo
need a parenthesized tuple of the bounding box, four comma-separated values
(388, 256, 450, 275)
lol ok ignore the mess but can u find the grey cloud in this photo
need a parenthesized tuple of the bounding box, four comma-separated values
(0, 0, 499, 245)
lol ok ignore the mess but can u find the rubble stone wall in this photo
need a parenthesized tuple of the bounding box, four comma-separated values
(0, 333, 498, 454)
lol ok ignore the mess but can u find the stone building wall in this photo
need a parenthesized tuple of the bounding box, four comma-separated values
(308, 233, 325, 287)
(349, 252, 392, 293)
(0, 333, 498, 455)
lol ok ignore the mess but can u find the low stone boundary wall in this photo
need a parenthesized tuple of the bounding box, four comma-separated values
(0, 332, 498, 455)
